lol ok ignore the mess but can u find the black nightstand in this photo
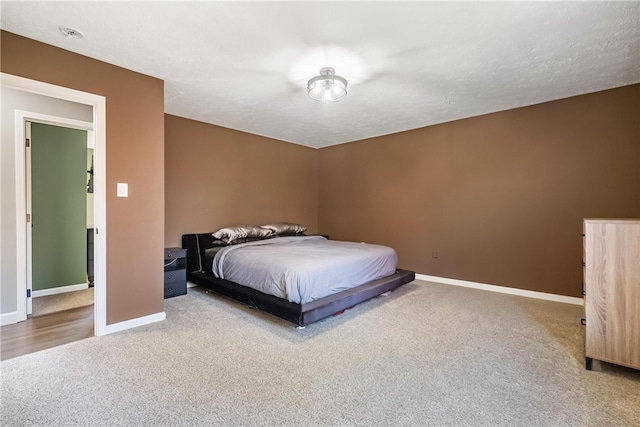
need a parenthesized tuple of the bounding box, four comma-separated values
(164, 247, 187, 299)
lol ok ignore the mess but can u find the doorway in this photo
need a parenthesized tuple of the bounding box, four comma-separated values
(27, 121, 94, 319)
(1, 116, 96, 360)
(1, 73, 107, 336)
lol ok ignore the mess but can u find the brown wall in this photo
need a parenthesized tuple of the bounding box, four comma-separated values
(5, 32, 636, 309)
(164, 115, 318, 246)
(318, 85, 640, 297)
(2, 31, 165, 324)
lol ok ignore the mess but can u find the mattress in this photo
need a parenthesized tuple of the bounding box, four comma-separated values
(210, 235, 398, 304)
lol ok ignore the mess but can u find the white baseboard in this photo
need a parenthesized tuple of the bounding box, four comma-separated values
(32, 283, 89, 298)
(104, 311, 166, 335)
(1, 311, 20, 326)
(187, 281, 197, 288)
(415, 274, 583, 306)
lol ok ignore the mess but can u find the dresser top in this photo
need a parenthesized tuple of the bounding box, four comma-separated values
(584, 218, 640, 224)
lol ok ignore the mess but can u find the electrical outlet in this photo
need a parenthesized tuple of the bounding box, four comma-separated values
(432, 249, 438, 258)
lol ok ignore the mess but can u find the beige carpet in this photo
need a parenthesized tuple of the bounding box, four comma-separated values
(31, 287, 94, 316)
(2, 280, 639, 426)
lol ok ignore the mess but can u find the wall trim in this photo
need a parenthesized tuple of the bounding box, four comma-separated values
(415, 274, 583, 305)
(104, 311, 166, 335)
(1, 311, 20, 326)
(32, 283, 89, 298)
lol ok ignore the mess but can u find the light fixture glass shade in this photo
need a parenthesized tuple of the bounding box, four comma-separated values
(307, 67, 347, 102)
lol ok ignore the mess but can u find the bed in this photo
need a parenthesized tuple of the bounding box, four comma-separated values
(181, 224, 415, 326)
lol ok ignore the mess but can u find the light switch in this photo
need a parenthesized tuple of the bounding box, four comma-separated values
(117, 182, 128, 198)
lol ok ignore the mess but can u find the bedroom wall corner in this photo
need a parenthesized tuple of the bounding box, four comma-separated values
(318, 83, 640, 298)
(164, 114, 318, 247)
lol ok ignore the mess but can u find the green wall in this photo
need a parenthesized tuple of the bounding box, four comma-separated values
(31, 123, 87, 291)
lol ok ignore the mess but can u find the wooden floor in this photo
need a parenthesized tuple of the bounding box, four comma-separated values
(1, 305, 94, 361)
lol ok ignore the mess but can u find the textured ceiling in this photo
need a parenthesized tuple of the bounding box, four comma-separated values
(1, 1, 639, 148)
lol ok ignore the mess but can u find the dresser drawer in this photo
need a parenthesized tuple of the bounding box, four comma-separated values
(164, 269, 185, 284)
(164, 281, 186, 298)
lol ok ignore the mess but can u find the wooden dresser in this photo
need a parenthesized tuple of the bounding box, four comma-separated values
(583, 219, 640, 370)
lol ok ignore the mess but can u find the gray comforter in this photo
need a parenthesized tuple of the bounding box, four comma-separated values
(211, 235, 398, 304)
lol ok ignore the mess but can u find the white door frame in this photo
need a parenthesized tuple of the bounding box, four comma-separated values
(22, 115, 94, 316)
(3, 72, 108, 336)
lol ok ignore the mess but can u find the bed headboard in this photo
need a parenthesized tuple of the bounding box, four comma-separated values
(181, 231, 309, 274)
(181, 233, 216, 273)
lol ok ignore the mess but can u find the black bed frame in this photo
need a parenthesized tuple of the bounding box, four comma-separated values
(182, 233, 415, 327)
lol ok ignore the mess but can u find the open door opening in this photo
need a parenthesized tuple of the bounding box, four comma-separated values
(26, 121, 95, 319)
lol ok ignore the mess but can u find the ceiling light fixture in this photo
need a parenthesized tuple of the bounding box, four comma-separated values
(307, 67, 347, 102)
(59, 26, 84, 39)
